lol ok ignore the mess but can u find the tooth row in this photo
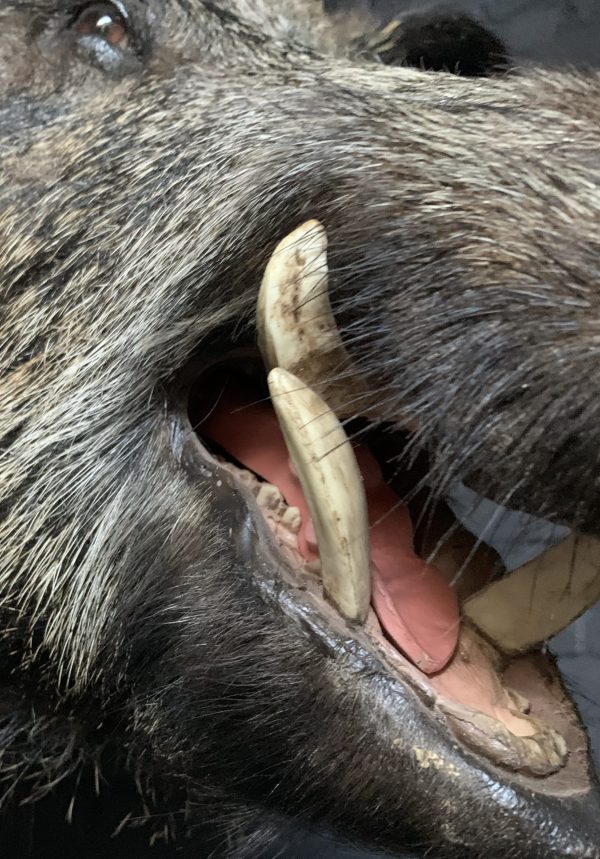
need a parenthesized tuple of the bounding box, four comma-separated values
(463, 533, 600, 652)
(268, 367, 370, 622)
(220, 459, 303, 538)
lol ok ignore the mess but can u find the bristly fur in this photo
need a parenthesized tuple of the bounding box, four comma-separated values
(0, 2, 599, 857)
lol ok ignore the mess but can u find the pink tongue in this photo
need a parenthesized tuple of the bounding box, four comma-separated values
(353, 446, 459, 673)
(201, 381, 459, 674)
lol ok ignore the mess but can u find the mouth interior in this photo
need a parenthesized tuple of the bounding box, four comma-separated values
(188, 359, 588, 787)
(197, 365, 460, 675)
(185, 220, 597, 792)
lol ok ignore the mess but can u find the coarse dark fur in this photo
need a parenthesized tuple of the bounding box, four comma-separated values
(0, 1, 599, 857)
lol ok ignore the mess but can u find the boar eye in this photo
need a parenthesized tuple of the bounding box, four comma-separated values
(71, 2, 129, 50)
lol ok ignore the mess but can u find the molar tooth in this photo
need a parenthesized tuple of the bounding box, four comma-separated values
(275, 524, 300, 550)
(306, 559, 322, 574)
(256, 482, 284, 510)
(268, 367, 370, 622)
(257, 220, 372, 418)
(281, 505, 302, 534)
(236, 468, 255, 485)
(463, 533, 600, 653)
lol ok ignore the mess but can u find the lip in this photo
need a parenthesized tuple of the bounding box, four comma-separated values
(167, 399, 600, 859)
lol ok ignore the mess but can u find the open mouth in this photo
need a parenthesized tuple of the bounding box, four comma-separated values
(182, 221, 600, 813)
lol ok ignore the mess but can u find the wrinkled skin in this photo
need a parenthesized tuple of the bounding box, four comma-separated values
(1, 1, 600, 857)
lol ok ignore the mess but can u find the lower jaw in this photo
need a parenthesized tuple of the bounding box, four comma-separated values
(173, 402, 600, 859)
(172, 216, 600, 854)
(182, 355, 592, 787)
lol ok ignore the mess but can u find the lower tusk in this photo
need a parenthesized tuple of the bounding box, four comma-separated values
(463, 533, 600, 653)
(268, 367, 371, 622)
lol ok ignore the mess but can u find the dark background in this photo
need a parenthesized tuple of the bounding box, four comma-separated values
(330, 0, 600, 67)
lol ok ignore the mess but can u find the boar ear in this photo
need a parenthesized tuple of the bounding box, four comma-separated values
(357, 12, 508, 77)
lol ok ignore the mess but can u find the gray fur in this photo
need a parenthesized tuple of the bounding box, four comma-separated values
(0, 2, 599, 857)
